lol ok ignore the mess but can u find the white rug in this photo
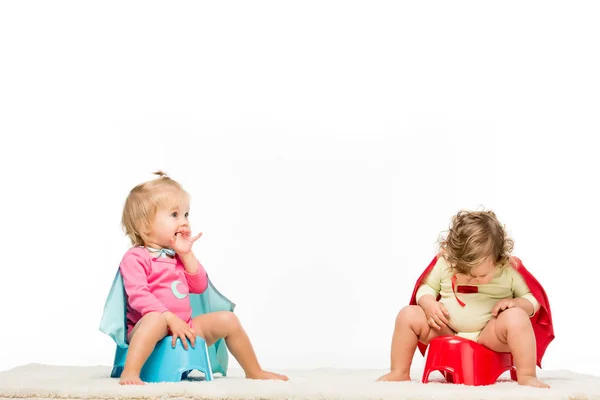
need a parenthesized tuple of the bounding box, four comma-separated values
(1, 364, 599, 400)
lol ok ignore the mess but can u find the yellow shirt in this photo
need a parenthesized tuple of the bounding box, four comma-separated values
(415, 257, 540, 341)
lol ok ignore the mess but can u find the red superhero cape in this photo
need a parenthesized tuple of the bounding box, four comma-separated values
(409, 255, 554, 368)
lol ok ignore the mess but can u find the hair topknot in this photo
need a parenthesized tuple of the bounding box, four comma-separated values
(438, 209, 514, 274)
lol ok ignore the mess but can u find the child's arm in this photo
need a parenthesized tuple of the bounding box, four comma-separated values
(179, 252, 209, 294)
(120, 250, 169, 315)
(171, 231, 208, 294)
(511, 268, 541, 317)
(415, 258, 449, 330)
(415, 258, 443, 306)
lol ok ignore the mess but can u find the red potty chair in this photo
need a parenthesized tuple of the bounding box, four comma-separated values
(422, 335, 517, 386)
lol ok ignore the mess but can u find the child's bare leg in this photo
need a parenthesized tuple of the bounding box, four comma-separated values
(478, 308, 550, 388)
(192, 311, 288, 381)
(120, 312, 168, 385)
(377, 305, 453, 382)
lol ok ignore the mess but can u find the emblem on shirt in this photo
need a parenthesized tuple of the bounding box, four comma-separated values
(171, 280, 188, 299)
(457, 285, 479, 294)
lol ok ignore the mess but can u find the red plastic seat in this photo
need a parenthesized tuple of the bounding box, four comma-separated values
(422, 335, 517, 386)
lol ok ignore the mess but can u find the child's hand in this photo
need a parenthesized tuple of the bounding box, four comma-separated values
(492, 298, 518, 317)
(164, 312, 196, 350)
(171, 228, 202, 255)
(424, 301, 450, 331)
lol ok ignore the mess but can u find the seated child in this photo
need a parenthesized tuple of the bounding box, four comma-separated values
(377, 210, 553, 388)
(116, 171, 288, 385)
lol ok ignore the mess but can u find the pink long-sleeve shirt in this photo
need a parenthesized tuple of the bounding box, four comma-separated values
(119, 247, 209, 334)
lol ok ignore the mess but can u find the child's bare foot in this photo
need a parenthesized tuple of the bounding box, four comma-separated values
(376, 370, 411, 382)
(119, 374, 145, 385)
(247, 370, 289, 381)
(518, 375, 550, 388)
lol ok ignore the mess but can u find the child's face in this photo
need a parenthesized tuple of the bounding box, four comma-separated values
(459, 256, 496, 285)
(145, 197, 191, 249)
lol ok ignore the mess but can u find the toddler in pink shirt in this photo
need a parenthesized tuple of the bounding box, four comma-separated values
(118, 171, 288, 385)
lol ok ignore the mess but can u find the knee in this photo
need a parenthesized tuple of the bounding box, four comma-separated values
(396, 305, 424, 325)
(216, 311, 240, 328)
(499, 307, 531, 330)
(145, 312, 168, 328)
(135, 312, 168, 337)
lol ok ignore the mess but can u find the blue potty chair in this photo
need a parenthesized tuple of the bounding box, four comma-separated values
(99, 271, 235, 383)
(111, 336, 214, 382)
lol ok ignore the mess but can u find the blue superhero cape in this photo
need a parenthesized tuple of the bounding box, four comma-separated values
(99, 269, 236, 375)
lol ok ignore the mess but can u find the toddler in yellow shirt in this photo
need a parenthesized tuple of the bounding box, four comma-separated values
(377, 210, 553, 388)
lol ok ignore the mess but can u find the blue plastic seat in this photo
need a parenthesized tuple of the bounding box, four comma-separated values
(111, 336, 214, 383)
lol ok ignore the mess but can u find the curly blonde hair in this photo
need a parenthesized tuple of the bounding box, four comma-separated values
(438, 209, 514, 274)
(121, 171, 189, 246)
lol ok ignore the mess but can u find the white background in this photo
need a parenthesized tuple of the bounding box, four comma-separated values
(1, 1, 599, 377)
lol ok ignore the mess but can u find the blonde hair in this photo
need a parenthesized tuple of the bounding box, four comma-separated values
(438, 209, 514, 274)
(121, 171, 189, 246)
